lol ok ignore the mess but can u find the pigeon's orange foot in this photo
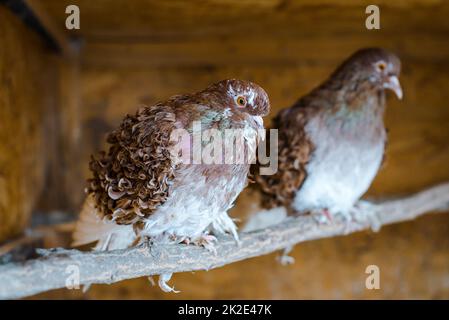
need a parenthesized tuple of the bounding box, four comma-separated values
(322, 209, 332, 222)
(179, 234, 217, 254)
(193, 234, 218, 254)
(312, 208, 333, 225)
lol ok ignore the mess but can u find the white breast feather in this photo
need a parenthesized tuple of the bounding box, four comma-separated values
(292, 115, 385, 213)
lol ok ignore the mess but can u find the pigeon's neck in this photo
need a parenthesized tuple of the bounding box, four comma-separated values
(312, 81, 385, 137)
(325, 76, 385, 115)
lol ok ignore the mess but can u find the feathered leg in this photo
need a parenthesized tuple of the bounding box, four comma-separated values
(276, 245, 295, 265)
(158, 273, 180, 293)
(349, 200, 382, 232)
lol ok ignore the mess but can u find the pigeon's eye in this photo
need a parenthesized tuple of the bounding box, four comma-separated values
(236, 96, 247, 107)
(376, 61, 387, 73)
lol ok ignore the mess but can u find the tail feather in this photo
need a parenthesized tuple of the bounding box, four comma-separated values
(72, 194, 135, 250)
(242, 206, 288, 232)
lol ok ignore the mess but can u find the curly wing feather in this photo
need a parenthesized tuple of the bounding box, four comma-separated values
(254, 104, 315, 210)
(87, 104, 183, 225)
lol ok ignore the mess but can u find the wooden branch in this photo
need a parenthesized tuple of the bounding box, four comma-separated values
(1, 182, 449, 299)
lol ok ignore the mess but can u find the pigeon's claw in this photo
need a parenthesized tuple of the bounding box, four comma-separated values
(276, 245, 295, 266)
(278, 255, 295, 265)
(335, 209, 353, 223)
(194, 234, 218, 255)
(350, 200, 382, 232)
(312, 208, 333, 225)
(332, 201, 382, 233)
(322, 209, 332, 222)
(158, 273, 180, 293)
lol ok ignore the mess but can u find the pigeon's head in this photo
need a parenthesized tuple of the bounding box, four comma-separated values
(335, 48, 402, 99)
(207, 79, 271, 116)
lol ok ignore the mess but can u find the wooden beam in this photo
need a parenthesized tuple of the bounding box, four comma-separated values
(81, 33, 449, 68)
(23, 0, 77, 57)
(36, 0, 449, 41)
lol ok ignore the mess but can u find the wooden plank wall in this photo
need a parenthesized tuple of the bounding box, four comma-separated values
(0, 7, 60, 242)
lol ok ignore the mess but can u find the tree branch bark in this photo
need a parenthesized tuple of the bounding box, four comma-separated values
(1, 182, 449, 299)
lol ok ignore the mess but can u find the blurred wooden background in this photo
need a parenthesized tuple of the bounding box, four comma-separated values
(0, 0, 449, 299)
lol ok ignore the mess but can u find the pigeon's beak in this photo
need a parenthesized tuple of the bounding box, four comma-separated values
(383, 75, 403, 100)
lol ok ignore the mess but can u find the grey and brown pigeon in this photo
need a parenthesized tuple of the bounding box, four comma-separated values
(255, 48, 402, 225)
(73, 79, 270, 291)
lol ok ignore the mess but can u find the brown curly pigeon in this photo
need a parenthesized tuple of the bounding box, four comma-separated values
(255, 48, 402, 224)
(73, 79, 270, 291)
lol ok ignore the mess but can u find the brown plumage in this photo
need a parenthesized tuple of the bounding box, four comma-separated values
(254, 48, 402, 216)
(88, 104, 178, 225)
(253, 106, 315, 210)
(87, 80, 269, 227)
(73, 79, 270, 292)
